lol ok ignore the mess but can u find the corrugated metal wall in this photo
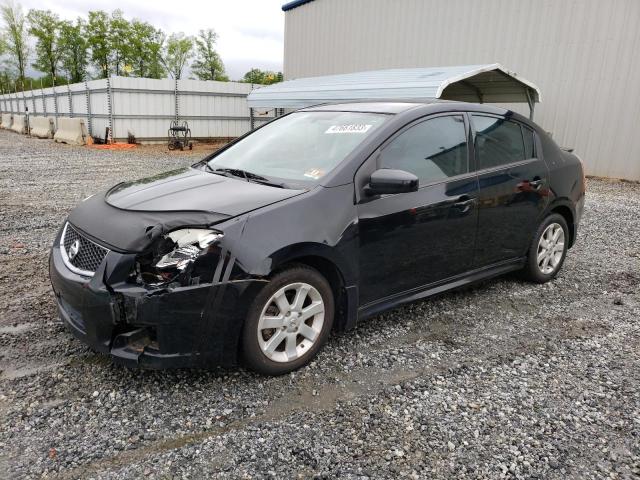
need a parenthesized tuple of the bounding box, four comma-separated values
(283, 0, 640, 181)
(0, 77, 273, 142)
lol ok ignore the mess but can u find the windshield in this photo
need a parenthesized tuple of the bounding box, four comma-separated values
(206, 111, 389, 184)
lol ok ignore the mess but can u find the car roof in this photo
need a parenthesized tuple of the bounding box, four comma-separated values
(300, 99, 443, 114)
(299, 98, 518, 116)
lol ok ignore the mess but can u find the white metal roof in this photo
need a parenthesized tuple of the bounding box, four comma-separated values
(247, 64, 541, 110)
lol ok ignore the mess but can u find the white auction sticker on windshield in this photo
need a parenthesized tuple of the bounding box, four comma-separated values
(325, 124, 373, 134)
(304, 168, 325, 179)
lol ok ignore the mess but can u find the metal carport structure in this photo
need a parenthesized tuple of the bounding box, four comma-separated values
(247, 64, 541, 119)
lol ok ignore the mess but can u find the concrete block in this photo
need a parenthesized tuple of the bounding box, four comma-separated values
(30, 116, 56, 139)
(53, 117, 88, 145)
(10, 114, 27, 134)
(1, 113, 12, 129)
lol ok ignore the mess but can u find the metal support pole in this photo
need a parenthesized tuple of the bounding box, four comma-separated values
(525, 88, 535, 120)
(84, 79, 92, 137)
(30, 80, 36, 114)
(174, 77, 179, 123)
(249, 82, 255, 130)
(67, 84, 73, 117)
(106, 77, 114, 143)
(53, 86, 59, 120)
(24, 90, 31, 135)
(41, 82, 47, 117)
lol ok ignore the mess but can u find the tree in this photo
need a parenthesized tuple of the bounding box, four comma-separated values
(27, 9, 62, 82)
(191, 28, 227, 81)
(145, 29, 165, 79)
(162, 33, 192, 80)
(0, 70, 12, 93)
(243, 68, 283, 85)
(59, 18, 88, 82)
(86, 10, 111, 78)
(109, 9, 131, 76)
(1, 1, 29, 86)
(129, 19, 164, 79)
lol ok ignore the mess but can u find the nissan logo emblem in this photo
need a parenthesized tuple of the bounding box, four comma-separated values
(68, 239, 81, 260)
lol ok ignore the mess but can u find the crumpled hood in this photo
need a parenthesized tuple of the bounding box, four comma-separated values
(105, 167, 304, 215)
(66, 167, 305, 252)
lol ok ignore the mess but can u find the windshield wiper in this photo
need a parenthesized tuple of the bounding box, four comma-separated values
(207, 166, 285, 188)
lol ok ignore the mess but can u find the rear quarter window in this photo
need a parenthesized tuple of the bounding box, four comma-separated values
(472, 115, 535, 169)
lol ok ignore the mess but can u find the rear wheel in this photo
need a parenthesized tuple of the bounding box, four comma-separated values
(522, 213, 569, 283)
(241, 265, 334, 375)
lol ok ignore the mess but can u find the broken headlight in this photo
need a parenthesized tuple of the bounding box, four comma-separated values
(156, 229, 223, 270)
(138, 228, 224, 286)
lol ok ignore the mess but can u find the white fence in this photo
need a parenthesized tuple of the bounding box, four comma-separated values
(0, 77, 274, 142)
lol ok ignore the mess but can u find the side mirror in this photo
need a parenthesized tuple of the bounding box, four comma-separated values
(365, 169, 419, 196)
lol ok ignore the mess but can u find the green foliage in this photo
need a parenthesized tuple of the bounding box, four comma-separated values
(86, 10, 111, 78)
(129, 19, 165, 79)
(1, 1, 29, 85)
(27, 9, 62, 81)
(243, 68, 283, 85)
(191, 28, 227, 81)
(162, 33, 193, 80)
(59, 18, 88, 82)
(0, 70, 12, 92)
(83, 10, 166, 79)
(109, 9, 131, 76)
(0, 2, 282, 86)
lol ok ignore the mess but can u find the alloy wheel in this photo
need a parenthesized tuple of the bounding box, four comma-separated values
(257, 282, 325, 363)
(536, 222, 565, 275)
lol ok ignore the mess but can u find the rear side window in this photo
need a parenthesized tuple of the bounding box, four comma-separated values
(472, 115, 534, 169)
(380, 115, 468, 184)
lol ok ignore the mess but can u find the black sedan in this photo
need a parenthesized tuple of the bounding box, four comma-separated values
(49, 100, 586, 375)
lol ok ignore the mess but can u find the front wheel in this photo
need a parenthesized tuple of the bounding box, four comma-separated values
(241, 265, 334, 375)
(522, 213, 569, 283)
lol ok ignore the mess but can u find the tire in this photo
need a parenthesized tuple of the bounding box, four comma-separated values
(521, 213, 569, 283)
(241, 265, 334, 375)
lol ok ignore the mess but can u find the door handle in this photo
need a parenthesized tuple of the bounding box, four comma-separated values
(518, 179, 544, 191)
(453, 195, 474, 213)
(528, 179, 543, 190)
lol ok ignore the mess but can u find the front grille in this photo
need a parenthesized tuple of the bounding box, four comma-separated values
(61, 223, 109, 276)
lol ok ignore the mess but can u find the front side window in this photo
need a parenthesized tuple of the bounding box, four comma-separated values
(472, 115, 534, 169)
(379, 115, 468, 184)
(206, 111, 388, 184)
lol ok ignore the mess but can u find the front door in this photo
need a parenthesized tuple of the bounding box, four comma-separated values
(357, 114, 479, 306)
(470, 114, 550, 267)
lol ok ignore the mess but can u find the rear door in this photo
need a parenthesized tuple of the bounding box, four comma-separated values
(357, 114, 479, 305)
(470, 114, 550, 267)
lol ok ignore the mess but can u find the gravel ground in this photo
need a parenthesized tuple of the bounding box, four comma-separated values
(0, 129, 639, 479)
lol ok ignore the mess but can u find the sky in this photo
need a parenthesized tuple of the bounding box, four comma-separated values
(18, 0, 286, 80)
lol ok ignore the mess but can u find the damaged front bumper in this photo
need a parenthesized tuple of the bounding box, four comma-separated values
(49, 240, 264, 369)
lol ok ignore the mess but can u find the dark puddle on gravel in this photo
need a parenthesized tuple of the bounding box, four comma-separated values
(1, 361, 68, 380)
(0, 323, 36, 334)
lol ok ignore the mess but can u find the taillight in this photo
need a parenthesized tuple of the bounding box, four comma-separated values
(572, 152, 587, 193)
(575, 153, 587, 192)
